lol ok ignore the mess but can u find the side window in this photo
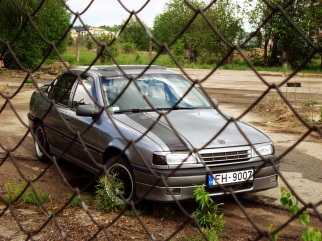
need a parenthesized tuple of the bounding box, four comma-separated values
(51, 74, 76, 106)
(72, 76, 95, 109)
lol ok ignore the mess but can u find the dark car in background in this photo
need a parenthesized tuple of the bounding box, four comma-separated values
(28, 65, 279, 202)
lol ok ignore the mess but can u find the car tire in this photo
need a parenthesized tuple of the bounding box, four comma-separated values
(34, 122, 50, 162)
(105, 156, 135, 202)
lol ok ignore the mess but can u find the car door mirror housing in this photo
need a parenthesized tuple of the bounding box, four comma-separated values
(76, 105, 99, 117)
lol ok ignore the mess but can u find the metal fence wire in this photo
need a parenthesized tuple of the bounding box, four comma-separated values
(0, 0, 322, 240)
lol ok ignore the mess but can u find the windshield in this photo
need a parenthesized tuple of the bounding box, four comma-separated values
(101, 74, 211, 112)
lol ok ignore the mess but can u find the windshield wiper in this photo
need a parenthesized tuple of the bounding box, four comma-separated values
(114, 106, 196, 114)
(172, 106, 194, 110)
(114, 108, 155, 113)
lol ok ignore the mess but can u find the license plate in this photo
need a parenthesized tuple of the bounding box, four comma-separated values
(207, 169, 254, 187)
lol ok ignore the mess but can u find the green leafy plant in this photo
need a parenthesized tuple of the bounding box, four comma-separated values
(302, 227, 322, 241)
(94, 174, 125, 212)
(268, 224, 283, 241)
(4, 178, 51, 205)
(279, 187, 321, 241)
(193, 185, 225, 239)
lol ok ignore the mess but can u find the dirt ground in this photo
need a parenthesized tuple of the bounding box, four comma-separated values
(0, 68, 321, 240)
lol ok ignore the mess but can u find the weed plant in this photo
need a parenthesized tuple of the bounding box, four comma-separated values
(193, 185, 225, 240)
(94, 174, 125, 212)
(269, 187, 322, 241)
(0, 83, 9, 92)
(303, 98, 320, 123)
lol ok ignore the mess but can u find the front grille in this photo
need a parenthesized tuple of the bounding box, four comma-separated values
(200, 148, 251, 166)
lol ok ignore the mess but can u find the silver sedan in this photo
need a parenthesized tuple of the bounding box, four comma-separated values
(28, 65, 279, 202)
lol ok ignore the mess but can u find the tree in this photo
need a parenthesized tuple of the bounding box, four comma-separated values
(118, 19, 151, 51)
(153, 0, 201, 57)
(194, 1, 244, 64)
(152, 0, 243, 64)
(246, 0, 322, 68)
(0, 0, 70, 69)
(309, 0, 322, 69)
(97, 33, 118, 63)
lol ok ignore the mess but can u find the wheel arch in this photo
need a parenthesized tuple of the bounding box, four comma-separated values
(27, 113, 42, 129)
(103, 146, 130, 165)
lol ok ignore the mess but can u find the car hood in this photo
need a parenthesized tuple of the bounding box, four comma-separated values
(112, 109, 271, 152)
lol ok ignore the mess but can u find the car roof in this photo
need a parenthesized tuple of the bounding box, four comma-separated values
(71, 65, 177, 77)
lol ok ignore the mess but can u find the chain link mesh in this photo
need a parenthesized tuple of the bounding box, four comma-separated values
(1, 0, 321, 240)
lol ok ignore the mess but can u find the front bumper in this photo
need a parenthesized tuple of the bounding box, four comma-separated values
(133, 160, 279, 202)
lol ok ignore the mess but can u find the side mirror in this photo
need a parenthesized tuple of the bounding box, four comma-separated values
(211, 99, 219, 109)
(76, 105, 99, 117)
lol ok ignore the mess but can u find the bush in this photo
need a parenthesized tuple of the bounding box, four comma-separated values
(120, 42, 137, 54)
(86, 40, 95, 50)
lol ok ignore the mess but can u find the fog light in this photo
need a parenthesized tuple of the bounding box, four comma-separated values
(271, 175, 278, 182)
(166, 188, 181, 196)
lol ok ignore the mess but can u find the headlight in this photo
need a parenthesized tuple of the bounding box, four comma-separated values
(252, 144, 274, 157)
(153, 152, 199, 165)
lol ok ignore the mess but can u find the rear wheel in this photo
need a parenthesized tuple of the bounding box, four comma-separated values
(34, 122, 50, 162)
(105, 156, 135, 202)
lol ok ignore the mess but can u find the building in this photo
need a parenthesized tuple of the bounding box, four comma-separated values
(71, 27, 114, 40)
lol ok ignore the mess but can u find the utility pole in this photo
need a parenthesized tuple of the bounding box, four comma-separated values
(76, 34, 80, 62)
(149, 41, 153, 62)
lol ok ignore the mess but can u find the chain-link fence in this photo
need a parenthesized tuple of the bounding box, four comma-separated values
(1, 0, 321, 240)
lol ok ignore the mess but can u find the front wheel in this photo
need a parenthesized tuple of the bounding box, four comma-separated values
(34, 122, 50, 162)
(105, 156, 135, 202)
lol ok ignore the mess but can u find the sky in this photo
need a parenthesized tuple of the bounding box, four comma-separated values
(66, 0, 171, 28)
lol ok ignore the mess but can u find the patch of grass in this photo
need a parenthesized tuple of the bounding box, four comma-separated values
(61, 52, 97, 66)
(4, 178, 51, 205)
(253, 93, 293, 122)
(220, 63, 251, 70)
(253, 93, 322, 128)
(24, 79, 34, 87)
(123, 208, 143, 217)
(58, 44, 322, 74)
(0, 69, 17, 77)
(25, 79, 33, 83)
(256, 66, 287, 72)
(67, 192, 92, 207)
